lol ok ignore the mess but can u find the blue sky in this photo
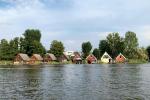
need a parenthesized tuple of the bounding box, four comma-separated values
(0, 0, 150, 51)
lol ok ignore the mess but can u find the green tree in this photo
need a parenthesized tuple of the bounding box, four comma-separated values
(146, 46, 150, 61)
(31, 41, 46, 56)
(23, 29, 41, 42)
(106, 32, 125, 58)
(133, 47, 148, 61)
(0, 39, 10, 60)
(9, 37, 20, 60)
(99, 40, 111, 57)
(82, 41, 92, 58)
(23, 29, 45, 56)
(124, 31, 139, 59)
(19, 37, 26, 53)
(92, 48, 100, 59)
(49, 40, 65, 58)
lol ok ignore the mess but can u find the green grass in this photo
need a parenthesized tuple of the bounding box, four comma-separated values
(0, 61, 13, 65)
(47, 61, 73, 65)
(128, 59, 148, 64)
(0, 59, 148, 65)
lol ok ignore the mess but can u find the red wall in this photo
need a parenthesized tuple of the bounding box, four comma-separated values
(116, 55, 126, 63)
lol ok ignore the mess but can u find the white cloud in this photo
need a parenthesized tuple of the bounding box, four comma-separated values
(0, 0, 150, 50)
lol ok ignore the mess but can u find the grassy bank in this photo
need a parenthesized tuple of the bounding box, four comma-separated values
(47, 61, 73, 65)
(128, 59, 148, 64)
(0, 60, 148, 65)
(0, 61, 13, 65)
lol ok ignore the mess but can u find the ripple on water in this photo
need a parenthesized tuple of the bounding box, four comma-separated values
(0, 64, 150, 100)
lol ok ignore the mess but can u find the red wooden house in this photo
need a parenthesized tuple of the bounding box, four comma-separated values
(72, 52, 82, 64)
(57, 53, 70, 62)
(14, 53, 30, 64)
(86, 54, 97, 64)
(115, 53, 126, 63)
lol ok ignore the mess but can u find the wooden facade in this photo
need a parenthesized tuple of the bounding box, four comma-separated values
(57, 53, 69, 62)
(30, 54, 43, 64)
(72, 52, 82, 64)
(14, 53, 30, 65)
(86, 54, 97, 64)
(44, 53, 57, 62)
(115, 53, 126, 63)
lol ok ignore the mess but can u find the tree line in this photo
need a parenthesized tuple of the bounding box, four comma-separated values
(82, 31, 149, 61)
(0, 29, 150, 61)
(0, 29, 65, 60)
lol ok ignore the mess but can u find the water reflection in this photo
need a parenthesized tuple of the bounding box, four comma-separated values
(0, 64, 150, 100)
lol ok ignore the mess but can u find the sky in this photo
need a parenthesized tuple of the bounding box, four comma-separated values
(0, 0, 150, 51)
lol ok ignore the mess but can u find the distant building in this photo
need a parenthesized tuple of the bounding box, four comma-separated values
(14, 53, 30, 64)
(101, 52, 112, 63)
(57, 53, 70, 62)
(115, 53, 126, 63)
(30, 54, 43, 64)
(64, 51, 74, 57)
(86, 54, 97, 64)
(72, 52, 82, 64)
(44, 53, 57, 62)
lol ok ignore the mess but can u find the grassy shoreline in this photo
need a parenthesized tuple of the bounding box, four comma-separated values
(0, 60, 148, 66)
(128, 59, 148, 64)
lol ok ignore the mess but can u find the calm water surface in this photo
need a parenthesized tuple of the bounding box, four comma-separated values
(0, 64, 150, 100)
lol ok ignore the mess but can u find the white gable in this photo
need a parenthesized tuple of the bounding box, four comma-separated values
(101, 52, 112, 59)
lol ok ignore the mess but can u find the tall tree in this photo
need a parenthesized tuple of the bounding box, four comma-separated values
(23, 29, 41, 42)
(49, 40, 65, 58)
(31, 41, 46, 56)
(124, 31, 139, 59)
(99, 40, 111, 57)
(19, 37, 26, 53)
(0, 39, 10, 60)
(146, 46, 150, 61)
(23, 29, 45, 56)
(82, 41, 92, 58)
(92, 48, 100, 59)
(106, 32, 125, 58)
(9, 37, 20, 60)
(135, 47, 148, 60)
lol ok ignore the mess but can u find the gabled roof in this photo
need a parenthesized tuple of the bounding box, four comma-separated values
(116, 53, 126, 59)
(33, 54, 43, 61)
(57, 53, 70, 61)
(86, 54, 97, 60)
(73, 54, 82, 60)
(63, 52, 70, 60)
(101, 52, 112, 59)
(47, 53, 57, 60)
(18, 53, 30, 61)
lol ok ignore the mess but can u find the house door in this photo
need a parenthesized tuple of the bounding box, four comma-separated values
(88, 60, 91, 64)
(109, 59, 111, 63)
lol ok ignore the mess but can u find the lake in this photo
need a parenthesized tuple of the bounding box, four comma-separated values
(0, 64, 150, 100)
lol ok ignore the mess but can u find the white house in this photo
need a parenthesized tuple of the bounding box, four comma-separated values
(63, 51, 75, 57)
(101, 52, 112, 63)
